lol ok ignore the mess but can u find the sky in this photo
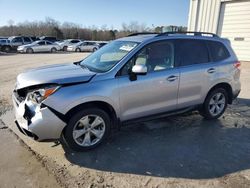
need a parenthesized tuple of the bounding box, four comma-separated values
(0, 0, 190, 29)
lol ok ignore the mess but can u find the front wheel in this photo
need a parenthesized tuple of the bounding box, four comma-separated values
(92, 47, 97, 52)
(26, 48, 34, 53)
(63, 108, 111, 151)
(199, 88, 228, 119)
(3, 46, 11, 53)
(75, 48, 81, 52)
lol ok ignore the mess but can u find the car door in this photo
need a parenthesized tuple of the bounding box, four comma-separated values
(176, 39, 212, 108)
(80, 42, 88, 51)
(11, 37, 23, 48)
(45, 41, 53, 52)
(117, 40, 180, 121)
(35, 41, 46, 52)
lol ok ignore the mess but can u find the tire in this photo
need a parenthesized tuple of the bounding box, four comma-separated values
(75, 48, 81, 52)
(93, 47, 97, 52)
(199, 88, 228, 119)
(63, 108, 111, 151)
(3, 46, 11, 53)
(51, 47, 57, 53)
(63, 46, 67, 51)
(26, 48, 34, 53)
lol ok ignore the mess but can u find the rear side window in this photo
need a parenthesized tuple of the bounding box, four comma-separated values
(176, 39, 209, 66)
(206, 41, 230, 62)
(23, 37, 31, 42)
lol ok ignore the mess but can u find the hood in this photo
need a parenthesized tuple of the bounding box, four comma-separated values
(16, 63, 96, 89)
(19, 43, 34, 48)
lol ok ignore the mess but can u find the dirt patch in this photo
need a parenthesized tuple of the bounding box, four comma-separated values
(0, 120, 62, 188)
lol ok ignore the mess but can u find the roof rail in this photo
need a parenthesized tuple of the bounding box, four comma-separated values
(156, 31, 219, 38)
(127, 32, 159, 37)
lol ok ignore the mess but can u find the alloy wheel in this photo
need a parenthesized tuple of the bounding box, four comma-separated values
(72, 115, 105, 146)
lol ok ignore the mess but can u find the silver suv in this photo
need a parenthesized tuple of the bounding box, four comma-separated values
(13, 32, 241, 151)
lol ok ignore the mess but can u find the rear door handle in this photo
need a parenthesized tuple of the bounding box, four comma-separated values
(167, 75, 178, 82)
(207, 68, 216, 74)
(207, 68, 216, 73)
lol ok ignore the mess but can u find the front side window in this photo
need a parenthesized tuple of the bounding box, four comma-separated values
(120, 41, 175, 75)
(12, 37, 22, 43)
(80, 41, 138, 72)
(206, 41, 230, 62)
(176, 39, 209, 66)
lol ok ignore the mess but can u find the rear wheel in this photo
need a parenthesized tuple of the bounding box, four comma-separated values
(199, 88, 228, 119)
(92, 47, 97, 52)
(63, 108, 111, 151)
(26, 48, 34, 53)
(63, 46, 67, 51)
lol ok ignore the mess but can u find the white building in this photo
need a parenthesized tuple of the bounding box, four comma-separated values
(188, 0, 250, 61)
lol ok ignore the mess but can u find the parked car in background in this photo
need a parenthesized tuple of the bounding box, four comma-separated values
(17, 40, 60, 53)
(56, 39, 82, 51)
(1, 36, 33, 52)
(0, 39, 10, 51)
(97, 41, 108, 48)
(39, 36, 57, 43)
(30, 36, 40, 41)
(67, 41, 99, 52)
(12, 32, 241, 151)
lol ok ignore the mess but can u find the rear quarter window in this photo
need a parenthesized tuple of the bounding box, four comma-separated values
(206, 41, 230, 62)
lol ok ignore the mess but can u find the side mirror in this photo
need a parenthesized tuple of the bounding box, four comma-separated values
(132, 64, 147, 75)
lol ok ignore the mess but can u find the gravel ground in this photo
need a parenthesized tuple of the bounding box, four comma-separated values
(0, 53, 250, 188)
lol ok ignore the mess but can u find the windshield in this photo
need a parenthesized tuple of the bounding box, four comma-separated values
(80, 41, 138, 72)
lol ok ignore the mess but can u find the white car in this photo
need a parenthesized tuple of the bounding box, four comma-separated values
(67, 41, 99, 52)
(56, 39, 82, 51)
(17, 40, 60, 53)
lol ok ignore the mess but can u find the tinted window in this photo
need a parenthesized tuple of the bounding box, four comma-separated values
(71, 40, 80, 43)
(46, 41, 52, 45)
(120, 41, 174, 75)
(38, 41, 46, 45)
(12, 37, 23, 43)
(207, 41, 230, 62)
(176, 39, 209, 66)
(23, 37, 31, 42)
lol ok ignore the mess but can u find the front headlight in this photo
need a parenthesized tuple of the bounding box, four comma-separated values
(28, 85, 60, 103)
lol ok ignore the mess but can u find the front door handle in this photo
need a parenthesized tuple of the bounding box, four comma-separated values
(207, 68, 216, 74)
(167, 75, 178, 82)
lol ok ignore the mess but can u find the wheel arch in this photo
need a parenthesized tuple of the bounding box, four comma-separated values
(206, 82, 233, 104)
(64, 101, 119, 129)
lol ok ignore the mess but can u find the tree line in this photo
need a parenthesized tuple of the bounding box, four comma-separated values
(0, 17, 187, 41)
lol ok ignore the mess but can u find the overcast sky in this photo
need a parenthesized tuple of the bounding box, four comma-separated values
(0, 0, 190, 29)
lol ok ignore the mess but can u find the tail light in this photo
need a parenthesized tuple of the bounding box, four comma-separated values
(234, 61, 241, 69)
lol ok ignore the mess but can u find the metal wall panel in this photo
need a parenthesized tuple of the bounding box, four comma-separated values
(188, 0, 250, 61)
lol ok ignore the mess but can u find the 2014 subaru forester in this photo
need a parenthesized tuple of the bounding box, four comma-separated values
(13, 32, 241, 151)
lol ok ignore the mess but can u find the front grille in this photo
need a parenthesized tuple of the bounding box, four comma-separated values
(23, 104, 35, 125)
(13, 90, 24, 104)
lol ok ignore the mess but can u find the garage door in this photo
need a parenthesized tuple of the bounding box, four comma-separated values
(217, 0, 250, 61)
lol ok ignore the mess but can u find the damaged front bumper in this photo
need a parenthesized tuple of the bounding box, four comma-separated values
(12, 93, 66, 141)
